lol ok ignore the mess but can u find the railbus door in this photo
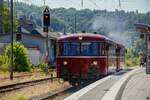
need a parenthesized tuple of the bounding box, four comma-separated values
(106, 43, 109, 74)
(116, 48, 120, 72)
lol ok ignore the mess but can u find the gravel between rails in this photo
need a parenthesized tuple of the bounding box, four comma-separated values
(0, 79, 70, 100)
(0, 73, 33, 80)
(0, 77, 57, 93)
(37, 80, 99, 100)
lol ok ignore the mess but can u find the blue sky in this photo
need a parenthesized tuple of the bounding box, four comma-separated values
(19, 0, 150, 13)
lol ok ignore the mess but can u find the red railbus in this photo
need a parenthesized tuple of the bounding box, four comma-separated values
(56, 33, 125, 85)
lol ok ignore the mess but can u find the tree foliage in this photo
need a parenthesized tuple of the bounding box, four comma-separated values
(11, 2, 150, 67)
(13, 3, 150, 33)
(125, 48, 140, 67)
(2, 5, 18, 33)
(50, 17, 65, 32)
(0, 55, 8, 72)
(5, 42, 32, 72)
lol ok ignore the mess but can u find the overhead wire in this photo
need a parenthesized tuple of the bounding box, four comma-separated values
(14, 0, 134, 8)
(119, 0, 121, 8)
(87, 0, 101, 9)
(65, 0, 82, 8)
(81, 0, 83, 7)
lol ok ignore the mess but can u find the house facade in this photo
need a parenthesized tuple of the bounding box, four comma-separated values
(0, 17, 60, 66)
(0, 31, 59, 66)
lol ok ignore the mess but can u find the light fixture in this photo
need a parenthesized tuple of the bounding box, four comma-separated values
(79, 36, 83, 40)
(93, 61, 98, 65)
(63, 61, 68, 65)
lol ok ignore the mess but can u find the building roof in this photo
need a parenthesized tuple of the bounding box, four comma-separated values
(134, 23, 150, 33)
(21, 27, 30, 33)
(35, 27, 60, 39)
(19, 18, 60, 39)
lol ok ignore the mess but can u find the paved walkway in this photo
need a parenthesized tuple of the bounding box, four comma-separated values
(65, 70, 129, 100)
(121, 68, 150, 100)
(77, 75, 120, 100)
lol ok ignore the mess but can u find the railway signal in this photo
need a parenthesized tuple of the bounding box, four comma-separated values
(43, 7, 50, 28)
(43, 6, 50, 66)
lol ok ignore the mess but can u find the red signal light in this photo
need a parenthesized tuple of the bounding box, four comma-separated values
(43, 14, 50, 26)
(45, 15, 48, 19)
(43, 7, 50, 26)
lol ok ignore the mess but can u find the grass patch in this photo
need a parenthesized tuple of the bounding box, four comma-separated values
(5, 94, 27, 100)
(0, 71, 9, 78)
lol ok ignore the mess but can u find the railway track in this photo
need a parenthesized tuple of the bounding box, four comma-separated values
(33, 81, 96, 100)
(38, 70, 131, 100)
(0, 73, 33, 80)
(31, 85, 73, 100)
(0, 77, 57, 93)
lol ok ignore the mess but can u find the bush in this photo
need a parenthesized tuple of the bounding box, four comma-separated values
(125, 48, 140, 67)
(0, 55, 9, 72)
(5, 42, 32, 72)
(36, 63, 48, 72)
(125, 58, 133, 67)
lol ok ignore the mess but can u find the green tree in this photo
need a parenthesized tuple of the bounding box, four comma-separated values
(50, 17, 65, 32)
(5, 42, 32, 72)
(2, 5, 18, 33)
(125, 48, 140, 67)
(0, 55, 8, 72)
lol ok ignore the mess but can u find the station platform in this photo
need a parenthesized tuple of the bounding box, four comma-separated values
(65, 67, 150, 100)
(121, 68, 150, 100)
(64, 69, 132, 100)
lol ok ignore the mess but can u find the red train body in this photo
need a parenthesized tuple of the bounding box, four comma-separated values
(56, 33, 125, 85)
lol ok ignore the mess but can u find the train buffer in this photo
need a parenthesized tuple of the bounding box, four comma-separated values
(64, 67, 149, 100)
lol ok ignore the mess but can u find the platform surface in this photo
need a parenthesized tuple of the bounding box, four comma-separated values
(122, 68, 150, 100)
(65, 68, 150, 100)
(77, 75, 120, 100)
(65, 70, 129, 100)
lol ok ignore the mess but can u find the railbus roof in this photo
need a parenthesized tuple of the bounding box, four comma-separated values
(58, 33, 108, 41)
(58, 33, 124, 48)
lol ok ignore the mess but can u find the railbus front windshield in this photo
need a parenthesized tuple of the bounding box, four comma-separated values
(58, 42, 105, 56)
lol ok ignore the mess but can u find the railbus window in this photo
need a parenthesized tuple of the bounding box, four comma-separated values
(81, 42, 98, 56)
(108, 45, 112, 56)
(63, 42, 80, 56)
(60, 42, 99, 56)
(113, 46, 116, 56)
(99, 42, 105, 56)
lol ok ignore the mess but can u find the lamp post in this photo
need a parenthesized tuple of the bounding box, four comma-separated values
(10, 0, 14, 80)
(43, 6, 50, 65)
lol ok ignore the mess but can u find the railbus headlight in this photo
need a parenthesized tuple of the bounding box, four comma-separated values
(63, 61, 68, 65)
(93, 61, 98, 65)
(79, 36, 83, 40)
